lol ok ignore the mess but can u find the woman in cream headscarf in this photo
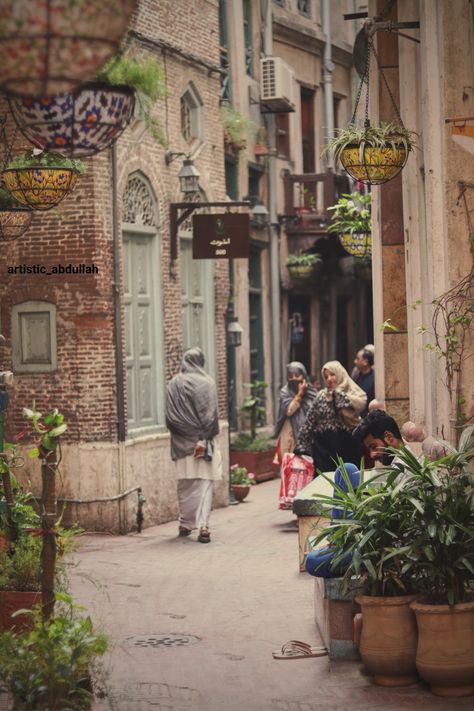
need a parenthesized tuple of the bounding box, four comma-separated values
(294, 360, 367, 473)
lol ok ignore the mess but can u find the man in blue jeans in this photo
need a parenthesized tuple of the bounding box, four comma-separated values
(304, 411, 404, 577)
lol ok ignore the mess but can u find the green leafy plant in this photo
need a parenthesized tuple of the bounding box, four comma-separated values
(6, 150, 87, 175)
(0, 533, 42, 592)
(23, 404, 67, 456)
(240, 380, 268, 440)
(286, 251, 322, 267)
(327, 191, 371, 235)
(96, 54, 167, 144)
(0, 593, 107, 710)
(230, 465, 256, 486)
(324, 121, 417, 165)
(221, 105, 256, 149)
(231, 433, 274, 452)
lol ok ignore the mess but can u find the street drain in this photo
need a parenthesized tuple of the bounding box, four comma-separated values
(126, 633, 200, 648)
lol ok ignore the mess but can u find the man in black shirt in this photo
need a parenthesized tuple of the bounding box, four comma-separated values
(353, 348, 374, 417)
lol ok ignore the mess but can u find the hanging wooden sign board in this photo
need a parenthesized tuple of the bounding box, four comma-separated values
(192, 213, 250, 259)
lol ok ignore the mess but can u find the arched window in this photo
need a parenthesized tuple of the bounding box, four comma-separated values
(122, 173, 165, 435)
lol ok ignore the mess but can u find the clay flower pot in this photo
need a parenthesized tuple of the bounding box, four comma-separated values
(2, 165, 80, 211)
(0, 590, 42, 632)
(356, 594, 419, 686)
(231, 484, 250, 502)
(411, 598, 474, 697)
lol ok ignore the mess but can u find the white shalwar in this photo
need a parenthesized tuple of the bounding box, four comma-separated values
(175, 444, 223, 531)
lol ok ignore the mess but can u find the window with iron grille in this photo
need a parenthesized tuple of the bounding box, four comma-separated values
(219, 0, 232, 103)
(243, 0, 253, 76)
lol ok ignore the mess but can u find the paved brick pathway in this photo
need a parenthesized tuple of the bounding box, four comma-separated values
(2, 478, 471, 710)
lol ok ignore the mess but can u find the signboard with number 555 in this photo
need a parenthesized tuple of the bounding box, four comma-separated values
(192, 214, 250, 259)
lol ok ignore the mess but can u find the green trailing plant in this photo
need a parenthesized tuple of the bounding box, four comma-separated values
(230, 465, 256, 486)
(0, 592, 108, 710)
(231, 433, 273, 452)
(324, 121, 417, 165)
(327, 191, 371, 235)
(221, 105, 256, 149)
(0, 186, 24, 210)
(286, 251, 322, 268)
(6, 150, 87, 175)
(96, 54, 167, 145)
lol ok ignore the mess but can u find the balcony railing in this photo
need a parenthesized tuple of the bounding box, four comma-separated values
(281, 171, 350, 231)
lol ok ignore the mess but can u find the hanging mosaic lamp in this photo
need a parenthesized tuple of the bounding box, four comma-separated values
(339, 144, 408, 185)
(9, 84, 136, 157)
(339, 231, 372, 258)
(2, 162, 80, 211)
(0, 0, 138, 97)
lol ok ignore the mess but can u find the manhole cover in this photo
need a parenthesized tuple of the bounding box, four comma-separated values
(126, 633, 200, 648)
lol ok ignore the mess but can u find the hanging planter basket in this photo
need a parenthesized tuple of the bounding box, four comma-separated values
(339, 231, 372, 257)
(339, 143, 409, 185)
(288, 264, 315, 281)
(0, 0, 138, 97)
(0, 206, 33, 241)
(9, 83, 136, 157)
(2, 166, 80, 211)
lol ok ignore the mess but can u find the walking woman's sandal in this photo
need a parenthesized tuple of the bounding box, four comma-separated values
(198, 527, 211, 543)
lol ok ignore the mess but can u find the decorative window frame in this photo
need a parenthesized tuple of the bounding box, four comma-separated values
(12, 301, 57, 373)
(180, 82, 204, 146)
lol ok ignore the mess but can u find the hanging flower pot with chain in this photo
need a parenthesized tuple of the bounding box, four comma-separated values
(2, 151, 86, 211)
(0, 186, 33, 241)
(0, 0, 138, 98)
(7, 56, 166, 157)
(324, 34, 416, 186)
(327, 191, 372, 257)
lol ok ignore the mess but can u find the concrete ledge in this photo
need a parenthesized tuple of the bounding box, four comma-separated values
(314, 576, 361, 660)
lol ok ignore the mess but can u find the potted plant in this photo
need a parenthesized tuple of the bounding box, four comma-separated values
(325, 122, 416, 185)
(286, 251, 322, 281)
(0, 593, 107, 710)
(9, 54, 167, 157)
(327, 191, 372, 258)
(230, 465, 256, 502)
(0, 533, 42, 633)
(2, 150, 86, 211)
(0, 186, 33, 242)
(221, 105, 256, 153)
(393, 429, 474, 697)
(309, 462, 420, 687)
(230, 381, 277, 483)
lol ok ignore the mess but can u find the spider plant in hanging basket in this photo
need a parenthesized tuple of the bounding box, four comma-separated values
(0, 186, 33, 242)
(327, 191, 372, 257)
(8, 55, 167, 158)
(326, 122, 416, 185)
(2, 151, 86, 211)
(286, 252, 322, 281)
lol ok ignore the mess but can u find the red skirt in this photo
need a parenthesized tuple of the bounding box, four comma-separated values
(278, 453, 314, 510)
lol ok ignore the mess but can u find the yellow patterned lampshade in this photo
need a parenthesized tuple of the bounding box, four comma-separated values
(2, 167, 79, 211)
(340, 144, 408, 185)
(339, 232, 372, 258)
(0, 0, 138, 97)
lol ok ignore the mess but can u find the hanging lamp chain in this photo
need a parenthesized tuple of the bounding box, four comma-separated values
(371, 41, 406, 129)
(350, 34, 373, 126)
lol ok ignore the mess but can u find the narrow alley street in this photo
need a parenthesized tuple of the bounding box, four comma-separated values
(69, 480, 472, 711)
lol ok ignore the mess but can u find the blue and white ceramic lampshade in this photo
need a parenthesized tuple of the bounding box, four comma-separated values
(9, 84, 136, 158)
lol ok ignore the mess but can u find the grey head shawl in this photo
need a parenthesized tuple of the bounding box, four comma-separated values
(273, 361, 318, 440)
(166, 347, 219, 461)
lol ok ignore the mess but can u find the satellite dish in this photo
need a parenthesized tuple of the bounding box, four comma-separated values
(353, 28, 370, 82)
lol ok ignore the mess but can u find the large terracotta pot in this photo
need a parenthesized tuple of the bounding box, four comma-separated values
(411, 598, 474, 697)
(231, 484, 250, 502)
(356, 594, 419, 686)
(229, 449, 278, 483)
(0, 590, 42, 632)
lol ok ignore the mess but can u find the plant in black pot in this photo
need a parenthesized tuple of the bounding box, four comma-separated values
(309, 462, 420, 687)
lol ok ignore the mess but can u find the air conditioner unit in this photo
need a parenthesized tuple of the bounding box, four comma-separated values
(260, 56, 296, 113)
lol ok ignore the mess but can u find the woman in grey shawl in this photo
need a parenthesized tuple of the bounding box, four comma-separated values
(273, 362, 318, 465)
(166, 347, 222, 543)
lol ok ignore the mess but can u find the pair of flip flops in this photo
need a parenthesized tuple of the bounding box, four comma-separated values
(272, 639, 327, 660)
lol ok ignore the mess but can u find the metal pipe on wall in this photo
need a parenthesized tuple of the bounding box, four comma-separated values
(322, 0, 335, 169)
(263, 0, 282, 415)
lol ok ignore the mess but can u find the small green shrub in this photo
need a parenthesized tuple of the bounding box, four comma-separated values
(286, 252, 322, 267)
(7, 151, 87, 175)
(230, 465, 256, 485)
(232, 433, 273, 452)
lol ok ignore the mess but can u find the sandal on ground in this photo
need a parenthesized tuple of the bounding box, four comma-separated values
(178, 526, 192, 537)
(272, 640, 327, 660)
(198, 528, 211, 543)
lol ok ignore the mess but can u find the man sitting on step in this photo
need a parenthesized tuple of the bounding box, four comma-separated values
(304, 410, 405, 577)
